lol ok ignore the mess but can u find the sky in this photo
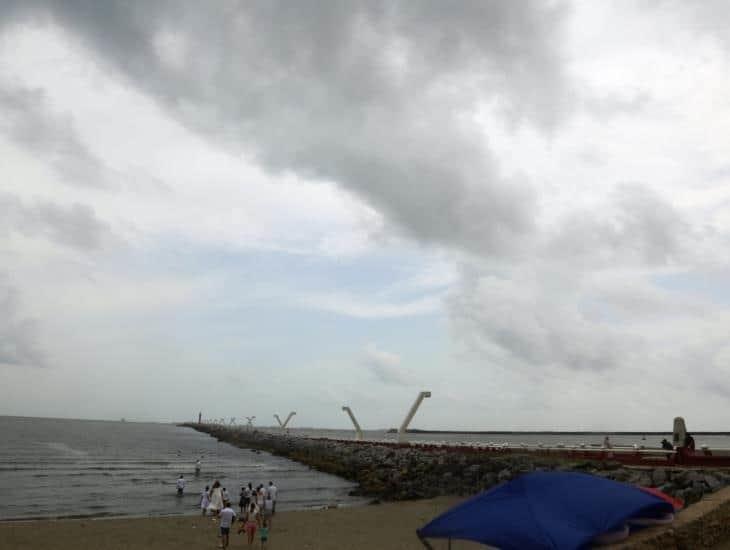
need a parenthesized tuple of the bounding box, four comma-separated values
(1, 1, 730, 430)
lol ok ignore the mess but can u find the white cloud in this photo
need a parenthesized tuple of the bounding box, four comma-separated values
(3, 2, 730, 429)
(362, 344, 407, 386)
(297, 291, 443, 319)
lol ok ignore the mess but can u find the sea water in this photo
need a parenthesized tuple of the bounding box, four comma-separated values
(284, 428, 730, 450)
(0, 417, 363, 520)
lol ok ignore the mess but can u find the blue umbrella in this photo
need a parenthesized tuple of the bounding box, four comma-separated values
(417, 471, 674, 549)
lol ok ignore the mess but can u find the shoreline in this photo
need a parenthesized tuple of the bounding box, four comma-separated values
(0, 501, 368, 524)
(0, 497, 471, 550)
(6, 488, 730, 549)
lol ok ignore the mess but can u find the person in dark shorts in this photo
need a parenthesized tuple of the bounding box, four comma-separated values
(218, 501, 236, 549)
(176, 475, 185, 496)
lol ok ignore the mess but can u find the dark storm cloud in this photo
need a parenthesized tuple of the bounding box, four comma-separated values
(0, 191, 111, 250)
(0, 280, 44, 368)
(0, 83, 108, 188)
(1, 0, 575, 255)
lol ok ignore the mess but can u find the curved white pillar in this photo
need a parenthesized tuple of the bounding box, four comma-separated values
(342, 406, 363, 440)
(282, 411, 296, 428)
(274, 412, 296, 430)
(398, 391, 431, 443)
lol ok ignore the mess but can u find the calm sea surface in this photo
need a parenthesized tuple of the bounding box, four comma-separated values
(284, 428, 730, 450)
(0, 417, 363, 521)
(5, 418, 730, 521)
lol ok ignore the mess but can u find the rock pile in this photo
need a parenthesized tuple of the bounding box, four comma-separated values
(185, 424, 730, 506)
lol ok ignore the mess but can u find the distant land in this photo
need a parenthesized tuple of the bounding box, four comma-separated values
(387, 429, 730, 435)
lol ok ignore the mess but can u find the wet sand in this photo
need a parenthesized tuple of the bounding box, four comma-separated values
(0, 497, 484, 550)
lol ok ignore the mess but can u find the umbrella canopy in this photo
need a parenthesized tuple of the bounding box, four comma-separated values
(417, 471, 674, 550)
(639, 486, 684, 511)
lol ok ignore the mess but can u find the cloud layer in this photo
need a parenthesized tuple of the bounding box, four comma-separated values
(1, 2, 730, 428)
(0, 279, 44, 368)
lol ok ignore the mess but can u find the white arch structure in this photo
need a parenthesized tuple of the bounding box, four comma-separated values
(342, 406, 363, 440)
(274, 412, 296, 430)
(398, 391, 431, 443)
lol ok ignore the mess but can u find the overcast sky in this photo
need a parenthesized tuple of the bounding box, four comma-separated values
(2, 1, 730, 430)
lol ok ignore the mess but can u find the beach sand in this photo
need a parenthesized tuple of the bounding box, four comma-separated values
(0, 497, 484, 550)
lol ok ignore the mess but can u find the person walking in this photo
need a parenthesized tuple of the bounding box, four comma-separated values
(242, 501, 258, 545)
(176, 475, 186, 496)
(200, 485, 210, 516)
(207, 481, 224, 515)
(267, 481, 277, 514)
(218, 501, 236, 549)
(262, 493, 274, 530)
(256, 485, 265, 512)
(259, 520, 269, 548)
(239, 486, 248, 516)
(244, 484, 252, 511)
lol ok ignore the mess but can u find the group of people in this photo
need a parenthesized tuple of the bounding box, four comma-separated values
(600, 434, 698, 452)
(199, 480, 278, 548)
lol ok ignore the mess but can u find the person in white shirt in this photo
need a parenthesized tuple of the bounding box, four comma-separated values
(267, 481, 278, 514)
(256, 485, 265, 509)
(262, 494, 274, 529)
(218, 503, 236, 549)
(222, 487, 230, 502)
(200, 486, 210, 516)
(176, 475, 185, 496)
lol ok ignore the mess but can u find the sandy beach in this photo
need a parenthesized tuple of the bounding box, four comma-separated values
(0, 497, 485, 550)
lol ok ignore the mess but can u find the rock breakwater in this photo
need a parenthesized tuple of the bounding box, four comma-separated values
(185, 424, 730, 506)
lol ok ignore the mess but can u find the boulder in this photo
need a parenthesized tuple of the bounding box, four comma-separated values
(652, 468, 668, 486)
(703, 474, 722, 492)
(497, 468, 512, 482)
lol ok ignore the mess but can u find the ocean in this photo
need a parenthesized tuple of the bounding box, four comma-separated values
(0, 417, 363, 521)
(4, 417, 729, 521)
(283, 427, 730, 450)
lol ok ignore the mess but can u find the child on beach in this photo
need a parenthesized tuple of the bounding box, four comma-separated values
(200, 485, 210, 516)
(262, 494, 274, 529)
(240, 501, 258, 545)
(259, 520, 269, 548)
